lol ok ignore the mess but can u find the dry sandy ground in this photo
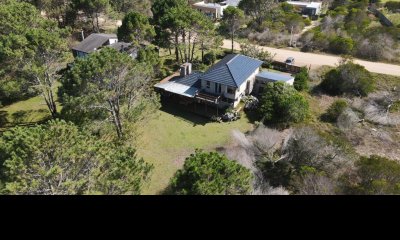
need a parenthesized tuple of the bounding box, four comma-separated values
(223, 40, 400, 76)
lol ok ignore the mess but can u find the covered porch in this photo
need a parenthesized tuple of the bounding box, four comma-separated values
(157, 90, 227, 118)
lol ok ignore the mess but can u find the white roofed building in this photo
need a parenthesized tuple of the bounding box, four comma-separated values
(286, 1, 322, 17)
(192, 0, 241, 20)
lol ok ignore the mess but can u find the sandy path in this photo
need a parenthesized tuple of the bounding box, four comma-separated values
(223, 40, 400, 76)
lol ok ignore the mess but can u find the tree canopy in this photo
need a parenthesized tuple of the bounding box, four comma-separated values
(171, 150, 253, 195)
(117, 11, 155, 46)
(238, 0, 276, 25)
(221, 6, 244, 53)
(293, 67, 309, 91)
(59, 47, 158, 139)
(0, 0, 70, 113)
(0, 119, 152, 195)
(72, 0, 109, 32)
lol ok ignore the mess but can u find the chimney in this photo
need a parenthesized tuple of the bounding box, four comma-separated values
(180, 63, 192, 77)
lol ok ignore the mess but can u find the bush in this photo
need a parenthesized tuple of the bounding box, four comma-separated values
(294, 67, 309, 91)
(304, 18, 312, 26)
(171, 150, 253, 195)
(329, 37, 354, 55)
(203, 51, 217, 65)
(281, 2, 294, 13)
(324, 99, 348, 122)
(320, 60, 374, 96)
(258, 82, 309, 125)
(385, 1, 400, 11)
(341, 155, 400, 195)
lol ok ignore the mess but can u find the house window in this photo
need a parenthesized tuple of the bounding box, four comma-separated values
(227, 87, 235, 94)
(215, 83, 221, 94)
(206, 81, 210, 89)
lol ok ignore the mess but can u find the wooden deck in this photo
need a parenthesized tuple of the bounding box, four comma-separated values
(195, 91, 221, 104)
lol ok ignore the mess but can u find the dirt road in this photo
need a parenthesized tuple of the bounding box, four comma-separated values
(223, 40, 400, 76)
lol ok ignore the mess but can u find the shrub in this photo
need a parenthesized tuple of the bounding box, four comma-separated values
(258, 82, 309, 125)
(329, 37, 354, 55)
(171, 150, 253, 195)
(294, 67, 309, 91)
(304, 18, 312, 26)
(385, 1, 400, 11)
(320, 60, 374, 96)
(324, 99, 348, 122)
(203, 51, 217, 65)
(341, 155, 400, 195)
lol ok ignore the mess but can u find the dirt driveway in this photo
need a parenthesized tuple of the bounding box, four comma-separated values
(223, 40, 400, 76)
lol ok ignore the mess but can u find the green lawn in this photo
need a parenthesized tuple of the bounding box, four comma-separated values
(0, 83, 61, 130)
(0, 95, 52, 129)
(137, 105, 254, 194)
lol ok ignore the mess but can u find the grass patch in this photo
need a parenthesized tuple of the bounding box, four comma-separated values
(373, 72, 400, 91)
(0, 82, 62, 130)
(0, 95, 54, 130)
(136, 105, 254, 195)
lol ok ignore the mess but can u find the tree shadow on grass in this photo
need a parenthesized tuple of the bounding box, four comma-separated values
(160, 101, 211, 127)
(0, 109, 52, 132)
(157, 183, 175, 195)
(0, 111, 8, 128)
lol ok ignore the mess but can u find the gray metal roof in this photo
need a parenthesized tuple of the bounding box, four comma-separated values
(256, 71, 295, 82)
(108, 41, 138, 55)
(200, 54, 263, 88)
(223, 0, 241, 7)
(72, 33, 118, 53)
(154, 72, 202, 98)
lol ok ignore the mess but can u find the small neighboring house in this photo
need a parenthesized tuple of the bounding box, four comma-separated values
(254, 71, 295, 94)
(155, 54, 263, 109)
(192, 0, 241, 20)
(286, 1, 322, 17)
(71, 33, 139, 59)
(72, 33, 118, 58)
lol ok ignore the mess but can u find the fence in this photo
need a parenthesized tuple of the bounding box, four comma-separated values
(369, 5, 394, 27)
(268, 61, 303, 74)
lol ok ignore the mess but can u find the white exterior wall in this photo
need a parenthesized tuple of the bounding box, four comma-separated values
(202, 80, 217, 94)
(231, 68, 259, 107)
(286, 78, 295, 85)
(200, 68, 260, 108)
(108, 38, 118, 45)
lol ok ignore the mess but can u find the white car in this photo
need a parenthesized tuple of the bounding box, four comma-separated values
(285, 57, 295, 65)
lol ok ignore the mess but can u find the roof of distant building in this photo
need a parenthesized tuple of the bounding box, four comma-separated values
(286, 1, 322, 9)
(223, 0, 241, 7)
(72, 33, 118, 53)
(193, 0, 241, 8)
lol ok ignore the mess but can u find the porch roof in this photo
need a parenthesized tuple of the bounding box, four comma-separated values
(154, 72, 202, 98)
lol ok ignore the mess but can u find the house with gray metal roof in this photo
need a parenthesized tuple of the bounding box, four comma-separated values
(71, 33, 143, 59)
(72, 33, 118, 57)
(155, 54, 263, 109)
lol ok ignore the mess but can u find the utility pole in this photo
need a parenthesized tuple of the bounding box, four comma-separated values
(289, 26, 293, 47)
